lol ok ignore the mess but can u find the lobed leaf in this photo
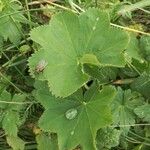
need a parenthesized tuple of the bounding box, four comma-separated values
(126, 33, 144, 62)
(96, 127, 121, 149)
(111, 87, 144, 133)
(131, 73, 150, 98)
(0, 0, 27, 44)
(1, 93, 26, 137)
(34, 81, 116, 150)
(134, 104, 150, 122)
(28, 8, 129, 97)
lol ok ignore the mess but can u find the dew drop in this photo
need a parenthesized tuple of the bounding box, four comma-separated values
(96, 17, 99, 21)
(71, 131, 74, 135)
(65, 108, 78, 120)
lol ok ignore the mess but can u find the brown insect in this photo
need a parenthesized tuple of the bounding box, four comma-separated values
(35, 60, 48, 73)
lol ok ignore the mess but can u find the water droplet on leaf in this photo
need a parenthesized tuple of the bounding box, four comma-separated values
(65, 108, 77, 120)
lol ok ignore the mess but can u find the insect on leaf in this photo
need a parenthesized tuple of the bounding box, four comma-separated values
(28, 8, 129, 97)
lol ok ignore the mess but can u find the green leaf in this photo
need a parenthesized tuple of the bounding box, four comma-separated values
(36, 133, 58, 150)
(29, 49, 89, 97)
(139, 36, 150, 61)
(34, 81, 116, 150)
(0, 90, 11, 109)
(0, 91, 25, 112)
(111, 87, 144, 133)
(84, 64, 118, 84)
(2, 111, 20, 137)
(7, 136, 25, 150)
(126, 33, 144, 62)
(0, 91, 26, 136)
(120, 59, 148, 78)
(19, 44, 31, 54)
(79, 9, 128, 66)
(131, 73, 150, 98)
(80, 54, 100, 66)
(0, 0, 27, 44)
(134, 104, 150, 122)
(0, 75, 10, 94)
(145, 126, 150, 137)
(96, 127, 121, 149)
(28, 8, 129, 97)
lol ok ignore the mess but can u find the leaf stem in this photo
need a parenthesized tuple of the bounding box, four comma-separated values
(118, 0, 150, 15)
(110, 23, 150, 36)
(0, 101, 38, 105)
(0, 72, 29, 99)
(2, 52, 27, 81)
(110, 123, 150, 127)
(25, 0, 32, 29)
(0, 1, 149, 36)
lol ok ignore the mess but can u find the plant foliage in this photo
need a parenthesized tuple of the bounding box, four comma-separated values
(0, 0, 150, 149)
(34, 81, 116, 150)
(0, 0, 27, 44)
(28, 8, 129, 97)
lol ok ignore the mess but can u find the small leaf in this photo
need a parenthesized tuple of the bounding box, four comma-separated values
(34, 81, 116, 150)
(0, 91, 26, 136)
(7, 136, 25, 150)
(2, 111, 20, 137)
(139, 36, 150, 61)
(36, 133, 58, 150)
(131, 73, 150, 98)
(84, 64, 118, 84)
(111, 87, 144, 133)
(96, 127, 121, 149)
(134, 104, 150, 122)
(126, 33, 144, 62)
(19, 44, 30, 54)
(0, 90, 11, 109)
(0, 0, 27, 44)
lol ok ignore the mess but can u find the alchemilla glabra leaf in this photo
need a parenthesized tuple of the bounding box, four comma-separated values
(34, 81, 116, 150)
(111, 87, 144, 133)
(134, 104, 150, 122)
(28, 8, 129, 97)
(0, 0, 27, 44)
